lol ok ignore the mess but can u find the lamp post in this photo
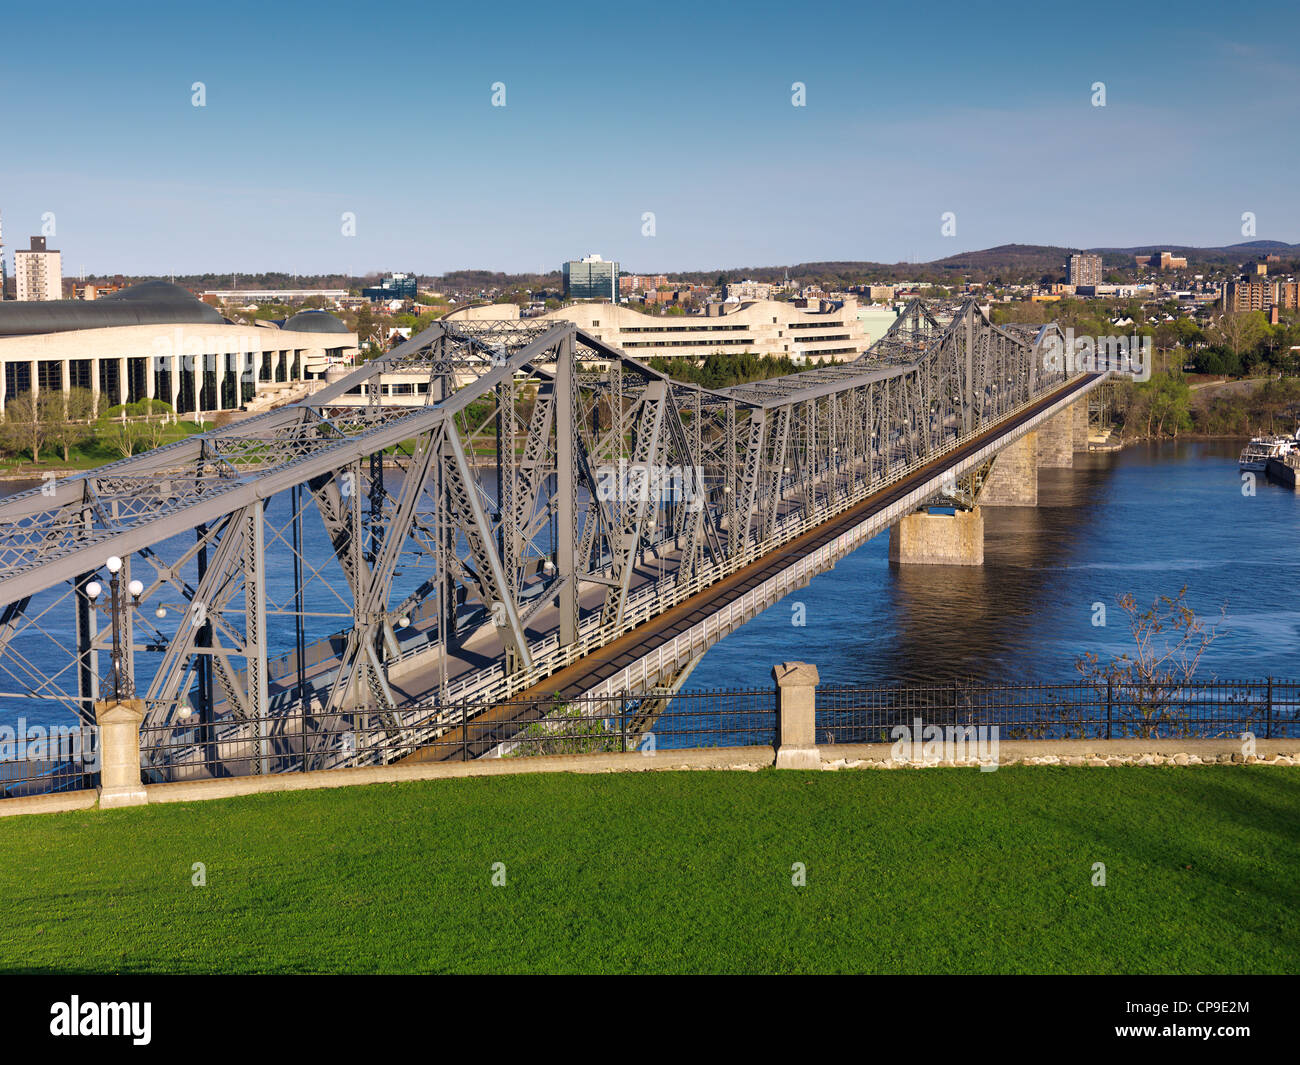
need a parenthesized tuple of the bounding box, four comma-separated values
(85, 555, 143, 703)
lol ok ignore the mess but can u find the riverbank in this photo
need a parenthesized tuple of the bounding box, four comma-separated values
(1098, 431, 1261, 449)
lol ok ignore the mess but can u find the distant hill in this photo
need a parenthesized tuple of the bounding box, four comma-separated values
(90, 240, 1300, 298)
(662, 240, 1300, 287)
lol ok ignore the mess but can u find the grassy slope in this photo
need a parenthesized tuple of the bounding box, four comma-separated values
(2, 768, 1297, 974)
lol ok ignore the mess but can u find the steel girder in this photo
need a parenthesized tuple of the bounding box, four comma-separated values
(0, 299, 1063, 779)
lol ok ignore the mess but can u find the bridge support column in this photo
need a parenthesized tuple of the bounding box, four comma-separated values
(94, 698, 148, 809)
(1037, 408, 1074, 468)
(773, 661, 821, 769)
(978, 432, 1037, 506)
(1073, 398, 1090, 451)
(888, 507, 984, 566)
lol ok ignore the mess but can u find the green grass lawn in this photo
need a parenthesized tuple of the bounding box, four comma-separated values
(2, 767, 1298, 974)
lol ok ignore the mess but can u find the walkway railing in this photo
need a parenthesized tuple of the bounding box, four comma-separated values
(816, 678, 1300, 743)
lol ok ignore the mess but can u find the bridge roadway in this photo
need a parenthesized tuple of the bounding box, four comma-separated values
(403, 371, 1103, 762)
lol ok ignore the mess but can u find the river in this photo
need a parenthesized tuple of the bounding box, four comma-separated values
(693, 439, 1300, 689)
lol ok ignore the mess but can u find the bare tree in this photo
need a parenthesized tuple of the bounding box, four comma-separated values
(1, 393, 47, 463)
(101, 418, 146, 460)
(47, 387, 98, 462)
(1076, 586, 1226, 737)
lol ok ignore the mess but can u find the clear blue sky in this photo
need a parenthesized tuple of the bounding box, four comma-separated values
(2, 0, 1297, 277)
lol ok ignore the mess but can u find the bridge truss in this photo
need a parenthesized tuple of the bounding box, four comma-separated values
(0, 299, 1066, 780)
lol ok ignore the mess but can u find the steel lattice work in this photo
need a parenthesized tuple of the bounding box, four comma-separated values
(0, 300, 1070, 787)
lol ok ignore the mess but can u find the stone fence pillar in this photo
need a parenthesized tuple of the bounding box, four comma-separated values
(94, 698, 148, 809)
(773, 661, 821, 769)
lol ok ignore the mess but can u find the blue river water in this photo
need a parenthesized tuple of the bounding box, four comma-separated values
(690, 439, 1300, 689)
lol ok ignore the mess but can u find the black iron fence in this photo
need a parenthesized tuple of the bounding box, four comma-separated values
(6, 678, 1298, 799)
(0, 722, 100, 800)
(816, 678, 1300, 743)
(133, 688, 777, 782)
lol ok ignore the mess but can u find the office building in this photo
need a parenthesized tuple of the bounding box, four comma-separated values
(542, 297, 868, 363)
(203, 288, 349, 304)
(361, 273, 418, 302)
(562, 255, 619, 301)
(724, 279, 773, 301)
(1137, 251, 1189, 271)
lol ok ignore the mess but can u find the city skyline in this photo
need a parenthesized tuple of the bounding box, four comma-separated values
(2, 0, 1299, 277)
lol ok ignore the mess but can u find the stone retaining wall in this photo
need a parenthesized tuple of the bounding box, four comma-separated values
(822, 739, 1300, 769)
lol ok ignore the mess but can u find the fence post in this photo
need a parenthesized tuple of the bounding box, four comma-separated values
(773, 661, 821, 769)
(461, 702, 468, 762)
(1106, 678, 1113, 741)
(1266, 676, 1273, 741)
(620, 691, 628, 753)
(94, 698, 148, 809)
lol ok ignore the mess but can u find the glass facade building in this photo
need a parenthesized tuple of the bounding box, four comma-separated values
(562, 256, 619, 301)
(362, 274, 418, 302)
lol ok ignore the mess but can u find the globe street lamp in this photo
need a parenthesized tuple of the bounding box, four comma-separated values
(86, 556, 143, 702)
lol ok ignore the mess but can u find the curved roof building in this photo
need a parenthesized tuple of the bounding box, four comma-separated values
(281, 310, 351, 334)
(0, 282, 358, 417)
(0, 281, 227, 337)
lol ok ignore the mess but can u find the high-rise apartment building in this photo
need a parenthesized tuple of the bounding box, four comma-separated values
(15, 236, 62, 301)
(562, 254, 619, 301)
(1222, 278, 1300, 313)
(1068, 252, 1103, 287)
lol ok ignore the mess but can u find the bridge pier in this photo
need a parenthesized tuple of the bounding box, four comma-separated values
(1037, 407, 1075, 468)
(888, 507, 984, 566)
(1037, 398, 1091, 467)
(978, 432, 1037, 506)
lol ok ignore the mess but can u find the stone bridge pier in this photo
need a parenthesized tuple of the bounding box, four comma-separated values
(890, 397, 1089, 566)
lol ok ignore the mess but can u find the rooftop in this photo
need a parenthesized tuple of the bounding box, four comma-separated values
(0, 281, 226, 337)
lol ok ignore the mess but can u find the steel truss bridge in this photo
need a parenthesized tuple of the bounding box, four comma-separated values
(0, 299, 1105, 781)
